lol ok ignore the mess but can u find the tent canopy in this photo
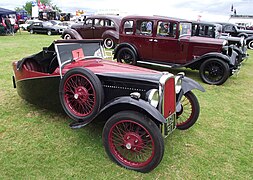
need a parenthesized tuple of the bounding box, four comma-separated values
(0, 7, 16, 16)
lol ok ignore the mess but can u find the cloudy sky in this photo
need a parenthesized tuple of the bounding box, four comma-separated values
(1, 0, 252, 21)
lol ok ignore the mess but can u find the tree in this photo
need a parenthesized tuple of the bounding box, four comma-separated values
(23, 1, 33, 16)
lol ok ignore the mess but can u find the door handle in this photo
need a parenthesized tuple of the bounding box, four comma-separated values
(149, 39, 153, 42)
(153, 39, 158, 42)
(90, 27, 95, 29)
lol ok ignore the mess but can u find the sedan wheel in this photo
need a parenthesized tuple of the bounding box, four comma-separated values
(103, 38, 114, 49)
(248, 40, 253, 50)
(64, 33, 72, 39)
(116, 47, 137, 65)
(47, 30, 52, 36)
(199, 58, 230, 85)
(30, 29, 34, 34)
(103, 111, 164, 173)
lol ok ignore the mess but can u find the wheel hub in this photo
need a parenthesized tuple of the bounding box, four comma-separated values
(74, 86, 88, 102)
(124, 132, 143, 151)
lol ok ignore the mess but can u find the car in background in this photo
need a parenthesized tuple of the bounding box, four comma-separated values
(61, 15, 122, 49)
(12, 39, 204, 173)
(27, 21, 64, 35)
(19, 19, 42, 30)
(217, 22, 253, 49)
(114, 15, 241, 85)
(192, 21, 248, 61)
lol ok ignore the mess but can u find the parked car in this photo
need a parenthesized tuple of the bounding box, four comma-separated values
(12, 39, 204, 173)
(61, 15, 122, 49)
(113, 15, 240, 85)
(27, 21, 64, 35)
(217, 22, 253, 49)
(192, 21, 248, 61)
(19, 19, 42, 30)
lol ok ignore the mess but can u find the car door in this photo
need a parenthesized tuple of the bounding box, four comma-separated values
(79, 18, 94, 39)
(93, 18, 105, 38)
(152, 21, 183, 64)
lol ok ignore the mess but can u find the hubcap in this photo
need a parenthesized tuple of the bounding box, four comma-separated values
(124, 132, 143, 152)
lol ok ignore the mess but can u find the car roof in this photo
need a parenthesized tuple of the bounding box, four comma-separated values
(122, 15, 191, 23)
(86, 15, 122, 24)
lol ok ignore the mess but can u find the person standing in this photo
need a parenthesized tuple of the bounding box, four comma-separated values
(9, 15, 16, 35)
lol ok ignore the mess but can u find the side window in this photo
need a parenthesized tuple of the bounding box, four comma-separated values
(123, 20, 134, 35)
(94, 19, 104, 26)
(105, 19, 115, 27)
(136, 20, 153, 36)
(224, 25, 232, 31)
(85, 19, 93, 25)
(157, 21, 176, 37)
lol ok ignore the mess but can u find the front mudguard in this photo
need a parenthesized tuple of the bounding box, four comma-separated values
(176, 77, 205, 111)
(70, 96, 167, 129)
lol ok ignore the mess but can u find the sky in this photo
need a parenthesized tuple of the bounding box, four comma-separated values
(1, 0, 253, 22)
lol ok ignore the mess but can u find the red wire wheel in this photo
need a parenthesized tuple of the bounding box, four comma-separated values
(176, 91, 200, 130)
(103, 111, 164, 173)
(59, 68, 104, 124)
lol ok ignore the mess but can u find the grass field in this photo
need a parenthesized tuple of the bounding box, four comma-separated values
(0, 32, 252, 179)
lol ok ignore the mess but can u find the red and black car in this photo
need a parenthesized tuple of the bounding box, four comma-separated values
(12, 39, 204, 173)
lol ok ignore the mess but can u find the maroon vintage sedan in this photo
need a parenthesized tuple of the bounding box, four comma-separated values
(12, 39, 204, 173)
(114, 15, 240, 85)
(62, 15, 122, 49)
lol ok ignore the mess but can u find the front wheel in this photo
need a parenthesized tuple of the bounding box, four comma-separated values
(103, 111, 164, 173)
(247, 40, 253, 50)
(199, 58, 230, 85)
(63, 33, 73, 39)
(176, 91, 200, 130)
(30, 29, 34, 34)
(116, 47, 137, 65)
(47, 30, 52, 36)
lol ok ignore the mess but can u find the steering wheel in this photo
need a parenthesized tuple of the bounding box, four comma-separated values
(48, 56, 58, 73)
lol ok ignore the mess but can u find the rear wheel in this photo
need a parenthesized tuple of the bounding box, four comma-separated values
(103, 111, 164, 173)
(63, 33, 73, 39)
(103, 38, 115, 49)
(248, 40, 253, 50)
(199, 58, 230, 85)
(59, 67, 104, 124)
(176, 91, 200, 130)
(47, 30, 52, 36)
(30, 29, 34, 34)
(116, 47, 137, 65)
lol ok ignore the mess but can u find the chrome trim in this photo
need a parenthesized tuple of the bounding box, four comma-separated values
(138, 61, 173, 68)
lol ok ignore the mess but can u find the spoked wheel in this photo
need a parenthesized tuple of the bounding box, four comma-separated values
(103, 38, 115, 49)
(116, 47, 137, 65)
(176, 91, 200, 130)
(248, 40, 253, 50)
(103, 111, 164, 173)
(200, 58, 230, 85)
(59, 67, 104, 124)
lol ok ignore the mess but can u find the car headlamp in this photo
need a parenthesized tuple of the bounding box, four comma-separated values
(175, 72, 184, 93)
(146, 89, 159, 108)
(223, 40, 228, 46)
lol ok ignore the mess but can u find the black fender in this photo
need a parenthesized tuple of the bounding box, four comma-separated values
(113, 43, 139, 59)
(102, 30, 119, 41)
(237, 33, 248, 38)
(69, 96, 166, 129)
(182, 76, 205, 94)
(245, 36, 253, 43)
(61, 29, 82, 39)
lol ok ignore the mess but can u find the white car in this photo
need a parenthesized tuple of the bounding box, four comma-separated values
(19, 19, 42, 30)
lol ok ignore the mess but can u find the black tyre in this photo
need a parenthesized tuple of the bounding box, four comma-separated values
(103, 111, 164, 173)
(63, 33, 73, 39)
(176, 91, 200, 130)
(103, 37, 115, 49)
(30, 29, 34, 34)
(247, 40, 253, 50)
(59, 67, 104, 124)
(199, 58, 230, 85)
(116, 47, 137, 65)
(47, 30, 52, 36)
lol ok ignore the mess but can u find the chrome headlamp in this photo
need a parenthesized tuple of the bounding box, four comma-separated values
(223, 40, 228, 46)
(146, 89, 159, 108)
(175, 72, 184, 93)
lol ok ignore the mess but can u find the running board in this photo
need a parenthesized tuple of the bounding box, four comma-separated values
(138, 61, 182, 68)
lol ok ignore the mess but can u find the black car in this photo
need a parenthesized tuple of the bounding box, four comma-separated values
(217, 22, 253, 49)
(28, 21, 64, 35)
(192, 21, 248, 61)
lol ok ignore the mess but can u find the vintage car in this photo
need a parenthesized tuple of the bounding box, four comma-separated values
(27, 21, 66, 35)
(12, 39, 204, 173)
(192, 21, 248, 61)
(61, 15, 122, 49)
(217, 22, 253, 49)
(113, 15, 240, 85)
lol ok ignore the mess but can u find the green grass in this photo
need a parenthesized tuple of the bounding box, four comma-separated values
(0, 32, 252, 179)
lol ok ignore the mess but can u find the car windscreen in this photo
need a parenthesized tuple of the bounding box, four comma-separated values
(55, 42, 102, 65)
